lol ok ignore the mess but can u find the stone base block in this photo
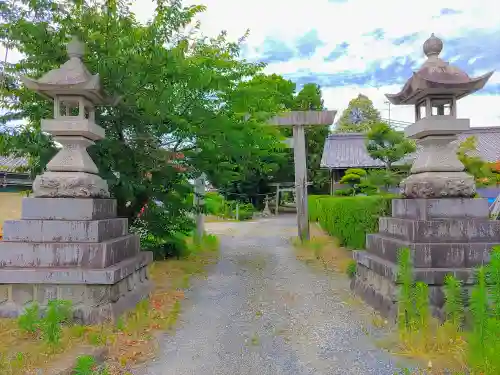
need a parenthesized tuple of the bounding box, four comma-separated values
(350, 262, 398, 320)
(0, 252, 153, 324)
(351, 262, 445, 321)
(366, 233, 494, 268)
(378, 216, 500, 243)
(351, 251, 476, 321)
(22, 198, 117, 220)
(392, 198, 489, 220)
(2, 217, 128, 243)
(0, 251, 152, 284)
(353, 250, 476, 285)
(0, 234, 140, 268)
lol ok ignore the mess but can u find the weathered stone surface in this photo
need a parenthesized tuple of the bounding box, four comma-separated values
(37, 285, 58, 305)
(22, 198, 116, 220)
(42, 118, 105, 141)
(59, 285, 86, 305)
(409, 135, 466, 174)
(11, 37, 148, 326)
(0, 234, 139, 268)
(392, 198, 489, 220)
(366, 233, 494, 268)
(0, 265, 151, 324)
(0, 251, 152, 284)
(378, 217, 500, 243)
(353, 197, 498, 320)
(33, 171, 109, 198)
(352, 33, 495, 322)
(405, 116, 470, 140)
(401, 171, 476, 199)
(0, 285, 8, 303)
(12, 284, 34, 305)
(46, 136, 100, 174)
(350, 262, 398, 320)
(352, 260, 474, 322)
(2, 217, 128, 243)
(353, 250, 476, 285)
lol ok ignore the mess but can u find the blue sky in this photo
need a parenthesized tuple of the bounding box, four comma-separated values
(3, 0, 499, 127)
(155, 0, 499, 127)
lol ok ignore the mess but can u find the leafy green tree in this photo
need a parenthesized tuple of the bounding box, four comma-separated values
(0, 0, 286, 245)
(337, 168, 370, 195)
(364, 169, 401, 191)
(365, 122, 416, 170)
(211, 73, 294, 207)
(458, 136, 494, 186)
(335, 94, 381, 133)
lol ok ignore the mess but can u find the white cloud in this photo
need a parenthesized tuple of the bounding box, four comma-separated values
(147, 0, 499, 127)
(321, 85, 500, 128)
(2, 0, 499, 127)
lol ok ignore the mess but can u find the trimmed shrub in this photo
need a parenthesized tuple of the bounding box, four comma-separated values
(204, 192, 254, 220)
(312, 195, 393, 249)
(334, 188, 354, 196)
(237, 203, 255, 221)
(204, 192, 224, 215)
(308, 195, 332, 222)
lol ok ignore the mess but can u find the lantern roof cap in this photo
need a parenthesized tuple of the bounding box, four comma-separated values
(21, 36, 105, 104)
(385, 33, 494, 105)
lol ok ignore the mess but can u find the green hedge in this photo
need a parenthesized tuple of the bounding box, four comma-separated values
(309, 195, 393, 249)
(204, 192, 254, 221)
(308, 195, 334, 222)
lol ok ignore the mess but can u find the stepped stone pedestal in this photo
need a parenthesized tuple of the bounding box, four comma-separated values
(351, 198, 499, 319)
(0, 198, 152, 324)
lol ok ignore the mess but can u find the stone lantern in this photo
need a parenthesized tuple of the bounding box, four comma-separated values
(351, 34, 498, 320)
(385, 33, 493, 199)
(21, 36, 109, 198)
(0, 37, 152, 324)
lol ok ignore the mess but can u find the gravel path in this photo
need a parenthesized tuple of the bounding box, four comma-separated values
(138, 215, 410, 375)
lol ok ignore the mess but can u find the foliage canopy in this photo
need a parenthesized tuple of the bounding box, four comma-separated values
(0, 0, 288, 244)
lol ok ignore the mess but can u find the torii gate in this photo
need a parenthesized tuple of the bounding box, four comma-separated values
(268, 110, 337, 242)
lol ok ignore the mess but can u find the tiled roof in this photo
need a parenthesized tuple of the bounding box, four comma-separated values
(321, 127, 500, 169)
(0, 155, 29, 172)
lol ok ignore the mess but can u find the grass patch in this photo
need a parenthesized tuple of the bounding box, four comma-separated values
(204, 215, 235, 223)
(250, 333, 259, 346)
(0, 234, 219, 375)
(388, 248, 469, 374)
(293, 223, 353, 274)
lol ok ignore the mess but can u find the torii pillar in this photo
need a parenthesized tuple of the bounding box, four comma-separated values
(268, 111, 336, 242)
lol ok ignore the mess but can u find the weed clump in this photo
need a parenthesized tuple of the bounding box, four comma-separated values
(17, 299, 73, 346)
(73, 354, 109, 375)
(395, 245, 500, 374)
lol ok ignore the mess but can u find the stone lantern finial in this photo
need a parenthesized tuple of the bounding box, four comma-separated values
(423, 33, 443, 57)
(67, 36, 85, 59)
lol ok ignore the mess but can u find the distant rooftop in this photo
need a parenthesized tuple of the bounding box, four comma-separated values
(321, 127, 500, 169)
(0, 156, 29, 173)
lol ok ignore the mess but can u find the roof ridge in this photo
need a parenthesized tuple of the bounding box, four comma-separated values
(322, 126, 500, 169)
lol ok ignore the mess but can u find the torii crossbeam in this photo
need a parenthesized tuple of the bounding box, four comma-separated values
(268, 110, 336, 241)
